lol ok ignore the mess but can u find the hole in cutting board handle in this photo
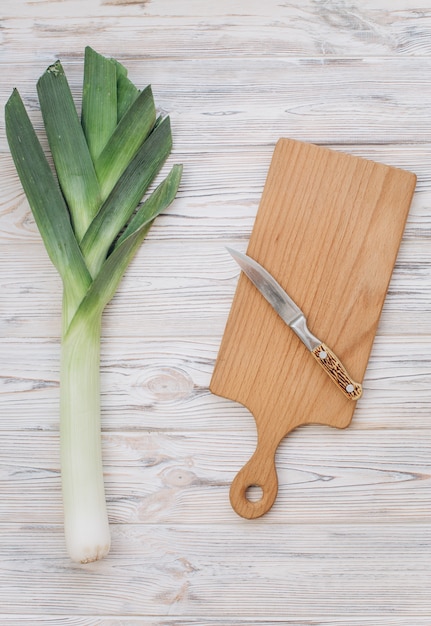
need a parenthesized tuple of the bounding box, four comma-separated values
(245, 484, 263, 502)
(229, 448, 279, 519)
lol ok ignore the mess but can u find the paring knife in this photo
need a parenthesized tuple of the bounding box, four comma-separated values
(227, 248, 362, 400)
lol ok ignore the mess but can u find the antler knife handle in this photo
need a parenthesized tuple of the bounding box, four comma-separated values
(311, 343, 362, 400)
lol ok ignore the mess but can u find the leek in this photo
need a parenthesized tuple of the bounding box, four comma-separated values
(5, 47, 182, 563)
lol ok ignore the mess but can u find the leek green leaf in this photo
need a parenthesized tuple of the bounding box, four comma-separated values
(37, 60, 101, 241)
(81, 116, 173, 276)
(94, 85, 156, 201)
(116, 163, 183, 247)
(82, 46, 118, 161)
(68, 166, 181, 333)
(5, 89, 92, 311)
(117, 72, 140, 121)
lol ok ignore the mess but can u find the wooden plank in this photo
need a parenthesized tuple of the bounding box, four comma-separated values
(1, 238, 430, 338)
(2, 0, 431, 58)
(4, 620, 431, 626)
(1, 143, 429, 246)
(1, 336, 430, 432)
(0, 522, 429, 617)
(0, 428, 430, 525)
(2, 58, 431, 148)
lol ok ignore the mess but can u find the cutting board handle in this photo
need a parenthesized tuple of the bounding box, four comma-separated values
(229, 437, 279, 519)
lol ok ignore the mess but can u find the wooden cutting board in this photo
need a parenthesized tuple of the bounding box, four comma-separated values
(210, 138, 416, 519)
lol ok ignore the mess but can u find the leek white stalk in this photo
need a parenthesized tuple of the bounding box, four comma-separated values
(60, 313, 110, 563)
(5, 47, 182, 562)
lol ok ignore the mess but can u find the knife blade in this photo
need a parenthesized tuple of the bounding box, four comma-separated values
(227, 247, 362, 400)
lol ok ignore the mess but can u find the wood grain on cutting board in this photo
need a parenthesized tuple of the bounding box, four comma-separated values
(210, 138, 416, 519)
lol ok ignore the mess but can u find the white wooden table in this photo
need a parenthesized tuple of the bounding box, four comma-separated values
(1, 1, 430, 623)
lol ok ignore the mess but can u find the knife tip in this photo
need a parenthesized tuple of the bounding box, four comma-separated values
(225, 246, 241, 259)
